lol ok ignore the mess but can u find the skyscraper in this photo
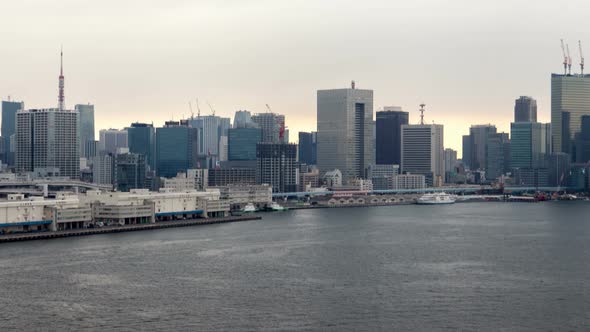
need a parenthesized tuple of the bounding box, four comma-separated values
(256, 143, 298, 193)
(467, 124, 497, 171)
(317, 82, 374, 182)
(187, 115, 229, 158)
(114, 153, 147, 192)
(156, 121, 199, 178)
(251, 112, 287, 143)
(233, 110, 257, 128)
(510, 122, 550, 169)
(228, 127, 262, 161)
(99, 129, 128, 155)
(127, 122, 156, 170)
(514, 96, 537, 123)
(75, 104, 95, 158)
(551, 73, 590, 155)
(298, 131, 317, 165)
(1, 99, 24, 166)
(401, 123, 444, 186)
(15, 108, 80, 178)
(485, 133, 510, 180)
(375, 107, 408, 165)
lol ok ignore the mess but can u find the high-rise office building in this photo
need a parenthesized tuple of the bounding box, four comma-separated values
(187, 115, 230, 158)
(15, 108, 80, 178)
(298, 131, 317, 165)
(75, 104, 95, 158)
(466, 125, 497, 171)
(228, 127, 262, 161)
(551, 73, 590, 155)
(92, 154, 113, 185)
(401, 124, 444, 186)
(114, 153, 146, 192)
(156, 121, 199, 178)
(1, 100, 24, 166)
(462, 135, 472, 169)
(375, 107, 408, 165)
(233, 110, 258, 128)
(99, 129, 128, 155)
(514, 96, 537, 123)
(510, 122, 550, 169)
(256, 143, 298, 193)
(485, 133, 510, 180)
(574, 115, 590, 163)
(317, 82, 374, 182)
(127, 122, 155, 170)
(251, 112, 287, 143)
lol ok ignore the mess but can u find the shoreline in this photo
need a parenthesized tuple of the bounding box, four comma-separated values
(0, 215, 261, 244)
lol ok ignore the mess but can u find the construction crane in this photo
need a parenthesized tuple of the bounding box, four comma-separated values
(188, 101, 194, 119)
(207, 101, 215, 116)
(266, 103, 272, 113)
(567, 43, 573, 75)
(561, 39, 568, 75)
(580, 40, 585, 75)
(195, 98, 201, 117)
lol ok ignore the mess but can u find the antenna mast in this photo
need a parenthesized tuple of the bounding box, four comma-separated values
(58, 46, 65, 110)
(419, 104, 426, 125)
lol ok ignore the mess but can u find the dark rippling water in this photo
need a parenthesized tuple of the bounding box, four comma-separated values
(2, 202, 590, 331)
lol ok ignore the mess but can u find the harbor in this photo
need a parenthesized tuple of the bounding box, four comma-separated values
(0, 215, 261, 243)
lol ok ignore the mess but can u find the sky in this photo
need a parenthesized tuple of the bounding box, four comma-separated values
(1, 0, 590, 155)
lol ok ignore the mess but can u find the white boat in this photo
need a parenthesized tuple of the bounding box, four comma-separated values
(269, 202, 288, 211)
(242, 203, 257, 213)
(417, 192, 456, 205)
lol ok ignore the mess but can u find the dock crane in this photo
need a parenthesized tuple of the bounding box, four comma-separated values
(561, 39, 568, 75)
(567, 43, 573, 75)
(580, 40, 585, 75)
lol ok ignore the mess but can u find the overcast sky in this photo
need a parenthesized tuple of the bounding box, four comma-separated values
(1, 0, 589, 153)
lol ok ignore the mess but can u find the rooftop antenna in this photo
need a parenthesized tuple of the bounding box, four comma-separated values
(419, 104, 426, 125)
(578, 40, 584, 76)
(567, 43, 573, 75)
(58, 46, 65, 110)
(561, 39, 568, 75)
(351, 80, 356, 89)
(195, 98, 201, 117)
(207, 101, 215, 116)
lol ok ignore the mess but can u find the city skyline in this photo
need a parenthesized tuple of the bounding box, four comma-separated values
(2, 0, 589, 153)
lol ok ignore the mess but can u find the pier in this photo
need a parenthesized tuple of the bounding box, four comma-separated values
(0, 215, 261, 243)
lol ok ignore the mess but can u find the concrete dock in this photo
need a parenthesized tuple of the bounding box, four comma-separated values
(0, 215, 261, 243)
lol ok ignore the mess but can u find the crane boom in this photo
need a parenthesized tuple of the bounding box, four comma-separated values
(189, 101, 194, 119)
(266, 104, 272, 113)
(195, 98, 201, 117)
(561, 39, 568, 75)
(207, 101, 215, 116)
(567, 43, 572, 75)
(580, 40, 585, 75)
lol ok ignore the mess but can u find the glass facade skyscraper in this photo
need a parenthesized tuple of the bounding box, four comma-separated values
(298, 131, 317, 165)
(551, 74, 590, 155)
(375, 107, 408, 165)
(75, 104, 95, 159)
(1, 100, 24, 166)
(228, 127, 262, 161)
(514, 96, 537, 123)
(127, 122, 155, 170)
(156, 122, 198, 178)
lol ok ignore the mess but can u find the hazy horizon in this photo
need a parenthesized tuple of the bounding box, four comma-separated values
(2, 0, 590, 155)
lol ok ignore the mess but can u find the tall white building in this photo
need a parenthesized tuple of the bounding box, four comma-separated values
(401, 124, 444, 186)
(187, 115, 230, 158)
(251, 112, 287, 143)
(15, 108, 80, 178)
(317, 81, 373, 183)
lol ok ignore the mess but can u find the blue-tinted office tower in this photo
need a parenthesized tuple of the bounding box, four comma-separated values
(156, 121, 199, 178)
(127, 122, 156, 170)
(1, 100, 24, 166)
(75, 104, 95, 158)
(376, 107, 408, 165)
(298, 132, 317, 165)
(228, 127, 262, 161)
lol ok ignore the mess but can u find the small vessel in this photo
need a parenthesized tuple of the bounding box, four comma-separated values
(416, 192, 456, 205)
(269, 202, 288, 211)
(242, 203, 257, 213)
